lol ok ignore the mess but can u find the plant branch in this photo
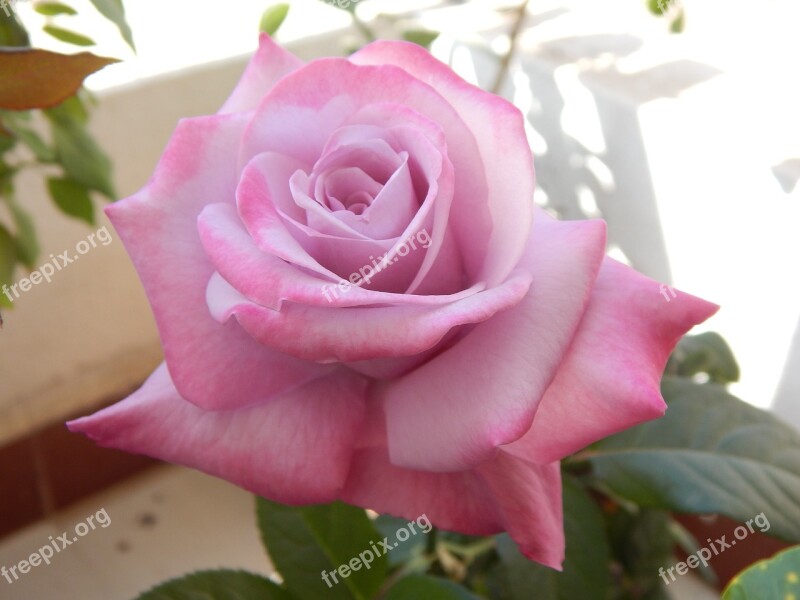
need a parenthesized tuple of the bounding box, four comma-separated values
(491, 0, 531, 94)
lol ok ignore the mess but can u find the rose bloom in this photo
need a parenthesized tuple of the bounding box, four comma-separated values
(69, 35, 716, 568)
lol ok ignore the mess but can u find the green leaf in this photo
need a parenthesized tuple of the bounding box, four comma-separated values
(0, 224, 18, 308)
(374, 515, 429, 567)
(723, 545, 800, 599)
(14, 127, 54, 162)
(647, 0, 670, 15)
(493, 477, 611, 600)
(2, 113, 55, 162)
(87, 0, 135, 51)
(0, 11, 30, 47)
(0, 127, 14, 154)
(43, 25, 95, 47)
(256, 498, 388, 600)
(47, 177, 95, 225)
(384, 575, 481, 599)
(605, 507, 674, 597)
(0, 49, 117, 110)
(133, 569, 295, 600)
(35, 2, 79, 16)
(666, 331, 740, 384)
(46, 100, 115, 199)
(4, 196, 39, 268)
(668, 519, 718, 586)
(402, 29, 439, 49)
(260, 4, 290, 36)
(670, 10, 685, 33)
(588, 378, 800, 542)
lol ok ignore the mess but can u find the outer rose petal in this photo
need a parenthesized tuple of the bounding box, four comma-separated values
(340, 446, 564, 568)
(218, 34, 303, 114)
(107, 114, 332, 411)
(67, 364, 368, 504)
(475, 452, 564, 569)
(350, 41, 534, 287)
(383, 212, 607, 472)
(206, 267, 532, 363)
(504, 259, 720, 464)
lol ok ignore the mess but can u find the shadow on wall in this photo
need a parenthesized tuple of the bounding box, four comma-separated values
(447, 30, 722, 284)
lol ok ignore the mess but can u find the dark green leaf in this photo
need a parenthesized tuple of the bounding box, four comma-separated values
(0, 49, 117, 110)
(87, 0, 135, 50)
(46, 100, 115, 199)
(589, 378, 800, 542)
(666, 331, 740, 384)
(47, 177, 95, 225)
(0, 11, 30, 47)
(134, 569, 295, 600)
(256, 498, 388, 600)
(722, 545, 800, 599)
(260, 4, 290, 36)
(402, 29, 439, 49)
(605, 507, 673, 597)
(374, 515, 429, 567)
(0, 127, 14, 154)
(35, 2, 79, 16)
(43, 25, 95, 47)
(668, 519, 718, 586)
(494, 477, 611, 600)
(0, 224, 17, 308)
(384, 575, 481, 600)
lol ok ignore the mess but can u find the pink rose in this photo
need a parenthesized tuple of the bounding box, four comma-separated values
(69, 35, 716, 568)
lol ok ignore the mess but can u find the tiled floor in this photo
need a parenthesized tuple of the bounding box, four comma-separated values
(0, 466, 271, 600)
(0, 465, 718, 599)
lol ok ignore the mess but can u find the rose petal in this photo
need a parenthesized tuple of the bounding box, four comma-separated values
(198, 203, 485, 310)
(340, 446, 564, 568)
(239, 56, 492, 284)
(383, 212, 607, 472)
(342, 447, 501, 536)
(474, 452, 564, 569)
(219, 33, 303, 114)
(239, 154, 434, 294)
(504, 258, 720, 464)
(106, 114, 332, 410)
(350, 41, 534, 286)
(206, 267, 532, 363)
(67, 364, 368, 504)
